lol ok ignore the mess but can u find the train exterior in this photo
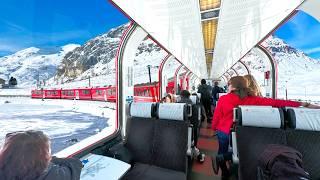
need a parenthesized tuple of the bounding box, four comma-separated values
(31, 83, 159, 102)
(133, 82, 159, 102)
(44, 89, 61, 99)
(31, 89, 44, 99)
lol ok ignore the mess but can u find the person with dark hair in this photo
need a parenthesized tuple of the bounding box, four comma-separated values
(211, 76, 320, 178)
(212, 81, 224, 106)
(197, 79, 212, 121)
(178, 90, 205, 163)
(0, 130, 82, 180)
(179, 90, 192, 104)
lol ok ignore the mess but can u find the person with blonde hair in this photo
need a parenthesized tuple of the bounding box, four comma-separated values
(0, 130, 82, 180)
(211, 76, 320, 178)
(244, 74, 262, 96)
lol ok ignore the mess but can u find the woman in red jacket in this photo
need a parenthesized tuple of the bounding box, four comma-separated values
(211, 76, 319, 177)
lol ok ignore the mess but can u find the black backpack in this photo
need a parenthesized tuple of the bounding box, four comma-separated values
(257, 144, 310, 180)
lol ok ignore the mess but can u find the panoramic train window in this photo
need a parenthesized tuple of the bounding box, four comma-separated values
(242, 47, 273, 97)
(132, 37, 167, 102)
(265, 10, 320, 103)
(0, 0, 128, 154)
(162, 58, 181, 96)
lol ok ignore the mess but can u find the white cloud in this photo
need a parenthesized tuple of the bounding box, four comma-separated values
(0, 44, 21, 53)
(304, 47, 320, 54)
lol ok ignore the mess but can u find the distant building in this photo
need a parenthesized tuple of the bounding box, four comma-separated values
(0, 78, 5, 85)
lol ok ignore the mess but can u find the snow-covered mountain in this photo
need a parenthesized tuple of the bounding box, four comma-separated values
(242, 36, 320, 100)
(0, 44, 80, 87)
(49, 23, 167, 87)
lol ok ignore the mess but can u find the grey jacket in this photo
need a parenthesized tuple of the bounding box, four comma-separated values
(38, 157, 82, 180)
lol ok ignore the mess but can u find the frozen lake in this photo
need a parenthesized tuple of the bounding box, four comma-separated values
(0, 97, 116, 153)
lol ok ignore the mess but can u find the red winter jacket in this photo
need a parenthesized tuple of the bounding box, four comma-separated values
(211, 93, 301, 134)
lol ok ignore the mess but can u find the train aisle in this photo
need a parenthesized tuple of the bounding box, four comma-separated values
(189, 127, 221, 180)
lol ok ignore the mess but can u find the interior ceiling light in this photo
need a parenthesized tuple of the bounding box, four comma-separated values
(200, 0, 221, 11)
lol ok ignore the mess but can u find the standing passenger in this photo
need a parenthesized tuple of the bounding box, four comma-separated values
(197, 79, 213, 121)
(0, 130, 82, 180)
(211, 76, 320, 178)
(212, 81, 224, 107)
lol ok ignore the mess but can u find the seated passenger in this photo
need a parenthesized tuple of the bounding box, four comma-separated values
(0, 130, 82, 180)
(178, 90, 205, 163)
(162, 93, 174, 103)
(178, 90, 193, 104)
(211, 76, 320, 178)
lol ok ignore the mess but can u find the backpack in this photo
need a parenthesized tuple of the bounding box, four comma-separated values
(198, 84, 211, 100)
(257, 144, 310, 180)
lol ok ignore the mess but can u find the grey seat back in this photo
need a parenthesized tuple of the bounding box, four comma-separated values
(234, 106, 285, 180)
(126, 102, 156, 164)
(154, 103, 188, 172)
(286, 108, 320, 179)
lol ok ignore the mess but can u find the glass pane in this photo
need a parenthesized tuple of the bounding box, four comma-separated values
(0, 0, 128, 154)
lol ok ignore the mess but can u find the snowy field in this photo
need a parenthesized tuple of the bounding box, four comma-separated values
(0, 97, 116, 153)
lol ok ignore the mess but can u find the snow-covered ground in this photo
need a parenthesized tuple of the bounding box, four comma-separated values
(0, 97, 116, 153)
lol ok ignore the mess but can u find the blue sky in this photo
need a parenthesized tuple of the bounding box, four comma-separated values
(275, 10, 320, 59)
(0, 0, 128, 56)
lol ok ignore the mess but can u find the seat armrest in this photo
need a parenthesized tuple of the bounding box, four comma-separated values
(231, 132, 239, 164)
(187, 127, 193, 156)
(108, 143, 133, 164)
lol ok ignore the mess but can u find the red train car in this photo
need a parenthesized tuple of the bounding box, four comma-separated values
(106, 86, 116, 102)
(91, 87, 108, 101)
(74, 88, 92, 100)
(61, 89, 76, 99)
(44, 89, 61, 99)
(31, 89, 44, 99)
(134, 82, 159, 102)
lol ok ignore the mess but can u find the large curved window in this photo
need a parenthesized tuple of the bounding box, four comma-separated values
(233, 61, 249, 76)
(264, 10, 320, 102)
(241, 47, 273, 97)
(162, 58, 181, 95)
(133, 37, 167, 102)
(0, 0, 128, 155)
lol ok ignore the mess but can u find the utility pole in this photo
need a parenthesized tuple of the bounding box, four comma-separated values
(147, 65, 152, 84)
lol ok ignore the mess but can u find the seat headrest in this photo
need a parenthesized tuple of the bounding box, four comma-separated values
(287, 108, 320, 131)
(158, 103, 187, 121)
(235, 106, 284, 128)
(130, 102, 155, 118)
(175, 95, 181, 103)
(190, 95, 198, 104)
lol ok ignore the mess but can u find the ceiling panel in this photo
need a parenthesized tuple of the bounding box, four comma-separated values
(111, 0, 208, 78)
(211, 0, 304, 79)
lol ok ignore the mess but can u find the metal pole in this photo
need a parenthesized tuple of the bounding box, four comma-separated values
(147, 65, 152, 83)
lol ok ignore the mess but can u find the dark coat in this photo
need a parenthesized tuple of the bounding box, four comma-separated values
(257, 144, 310, 180)
(212, 85, 224, 100)
(37, 157, 82, 180)
(0, 157, 82, 180)
(178, 97, 193, 105)
(197, 84, 211, 100)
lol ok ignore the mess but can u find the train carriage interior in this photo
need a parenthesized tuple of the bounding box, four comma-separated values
(1, 0, 320, 179)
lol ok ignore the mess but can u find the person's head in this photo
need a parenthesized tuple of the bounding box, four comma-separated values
(228, 76, 254, 99)
(180, 90, 191, 99)
(165, 94, 173, 103)
(214, 81, 219, 86)
(244, 74, 262, 96)
(0, 130, 51, 180)
(201, 79, 206, 85)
